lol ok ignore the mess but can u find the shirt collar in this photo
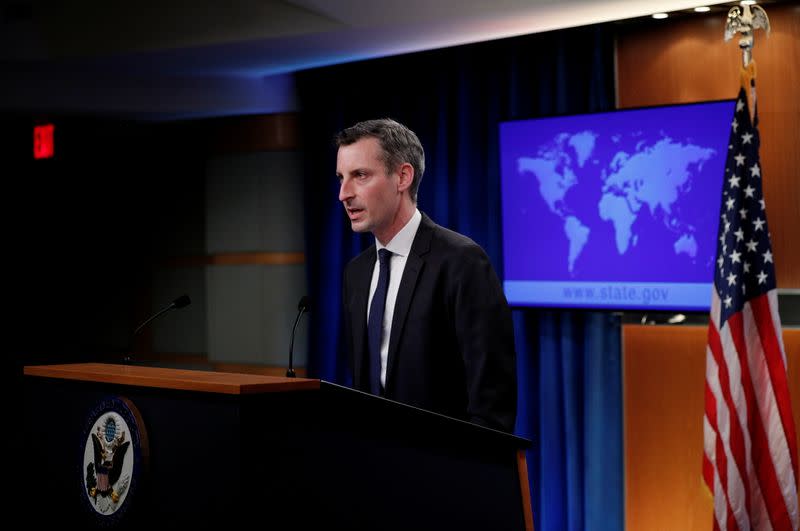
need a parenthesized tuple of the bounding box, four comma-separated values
(376, 208, 421, 258)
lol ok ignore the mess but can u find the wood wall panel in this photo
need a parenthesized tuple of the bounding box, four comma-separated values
(623, 324, 800, 531)
(616, 4, 800, 288)
(206, 112, 299, 154)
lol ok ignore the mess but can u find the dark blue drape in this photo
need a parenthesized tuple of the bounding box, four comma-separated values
(297, 24, 622, 531)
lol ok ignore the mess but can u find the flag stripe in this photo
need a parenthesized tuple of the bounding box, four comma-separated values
(726, 311, 765, 528)
(729, 309, 792, 531)
(705, 377, 743, 531)
(721, 315, 756, 526)
(705, 349, 732, 530)
(745, 299, 800, 530)
(748, 462, 774, 531)
(750, 294, 800, 484)
(705, 449, 717, 495)
(709, 317, 751, 529)
(725, 312, 771, 529)
(705, 387, 719, 493)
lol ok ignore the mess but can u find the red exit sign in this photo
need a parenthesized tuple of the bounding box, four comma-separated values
(33, 124, 55, 159)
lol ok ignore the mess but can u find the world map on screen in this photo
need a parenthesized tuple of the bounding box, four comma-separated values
(500, 101, 734, 286)
(518, 132, 714, 273)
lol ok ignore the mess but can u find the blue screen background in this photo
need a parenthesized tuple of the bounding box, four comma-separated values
(499, 100, 735, 309)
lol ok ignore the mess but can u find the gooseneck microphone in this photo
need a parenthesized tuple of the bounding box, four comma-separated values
(124, 294, 191, 365)
(286, 295, 310, 377)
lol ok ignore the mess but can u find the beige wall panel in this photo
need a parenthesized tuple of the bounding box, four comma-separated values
(623, 324, 800, 530)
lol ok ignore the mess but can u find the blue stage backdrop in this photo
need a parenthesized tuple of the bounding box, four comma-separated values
(297, 23, 621, 531)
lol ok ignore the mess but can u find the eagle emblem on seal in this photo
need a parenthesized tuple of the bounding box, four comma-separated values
(84, 414, 131, 513)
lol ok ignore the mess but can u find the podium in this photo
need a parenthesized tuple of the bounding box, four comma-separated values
(23, 363, 533, 530)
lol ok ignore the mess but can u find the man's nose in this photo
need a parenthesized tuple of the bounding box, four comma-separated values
(339, 178, 353, 202)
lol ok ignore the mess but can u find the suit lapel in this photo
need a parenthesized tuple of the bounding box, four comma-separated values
(351, 251, 375, 389)
(385, 214, 433, 392)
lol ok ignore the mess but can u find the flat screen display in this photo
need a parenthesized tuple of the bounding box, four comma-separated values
(499, 100, 735, 311)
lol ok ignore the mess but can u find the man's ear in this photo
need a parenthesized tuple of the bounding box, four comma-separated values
(396, 162, 414, 193)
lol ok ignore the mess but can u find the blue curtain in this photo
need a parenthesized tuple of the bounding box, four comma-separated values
(297, 24, 622, 531)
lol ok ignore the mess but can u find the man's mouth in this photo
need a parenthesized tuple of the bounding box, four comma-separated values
(346, 206, 365, 219)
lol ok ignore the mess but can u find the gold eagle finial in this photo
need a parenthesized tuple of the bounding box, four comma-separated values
(724, 4, 771, 67)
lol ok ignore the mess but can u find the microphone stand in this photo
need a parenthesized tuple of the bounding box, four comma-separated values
(287, 298, 309, 377)
(124, 295, 191, 365)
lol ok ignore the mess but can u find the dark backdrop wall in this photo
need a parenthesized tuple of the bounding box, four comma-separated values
(4, 117, 206, 364)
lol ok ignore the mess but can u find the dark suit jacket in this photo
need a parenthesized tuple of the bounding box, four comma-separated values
(342, 213, 516, 432)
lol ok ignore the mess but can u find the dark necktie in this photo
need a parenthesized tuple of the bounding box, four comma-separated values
(367, 248, 391, 395)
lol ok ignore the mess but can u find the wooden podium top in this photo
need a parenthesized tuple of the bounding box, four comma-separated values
(23, 363, 321, 395)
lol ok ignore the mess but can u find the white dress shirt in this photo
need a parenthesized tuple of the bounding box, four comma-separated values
(366, 208, 422, 387)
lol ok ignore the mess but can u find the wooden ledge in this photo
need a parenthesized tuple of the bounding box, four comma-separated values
(23, 363, 320, 395)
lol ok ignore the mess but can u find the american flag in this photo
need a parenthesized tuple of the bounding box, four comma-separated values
(703, 63, 799, 531)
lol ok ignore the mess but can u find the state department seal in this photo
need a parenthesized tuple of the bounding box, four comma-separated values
(79, 396, 148, 526)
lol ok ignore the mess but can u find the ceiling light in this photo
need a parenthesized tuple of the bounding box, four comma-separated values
(652, 12, 669, 19)
(694, 6, 711, 12)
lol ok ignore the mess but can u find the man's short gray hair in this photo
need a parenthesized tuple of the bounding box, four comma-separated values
(335, 118, 425, 202)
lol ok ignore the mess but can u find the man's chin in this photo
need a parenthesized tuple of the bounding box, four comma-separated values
(349, 220, 370, 233)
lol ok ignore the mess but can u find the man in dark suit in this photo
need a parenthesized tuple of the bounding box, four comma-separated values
(337, 118, 516, 432)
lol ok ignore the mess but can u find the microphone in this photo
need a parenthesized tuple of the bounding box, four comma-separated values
(124, 294, 191, 365)
(286, 295, 310, 377)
